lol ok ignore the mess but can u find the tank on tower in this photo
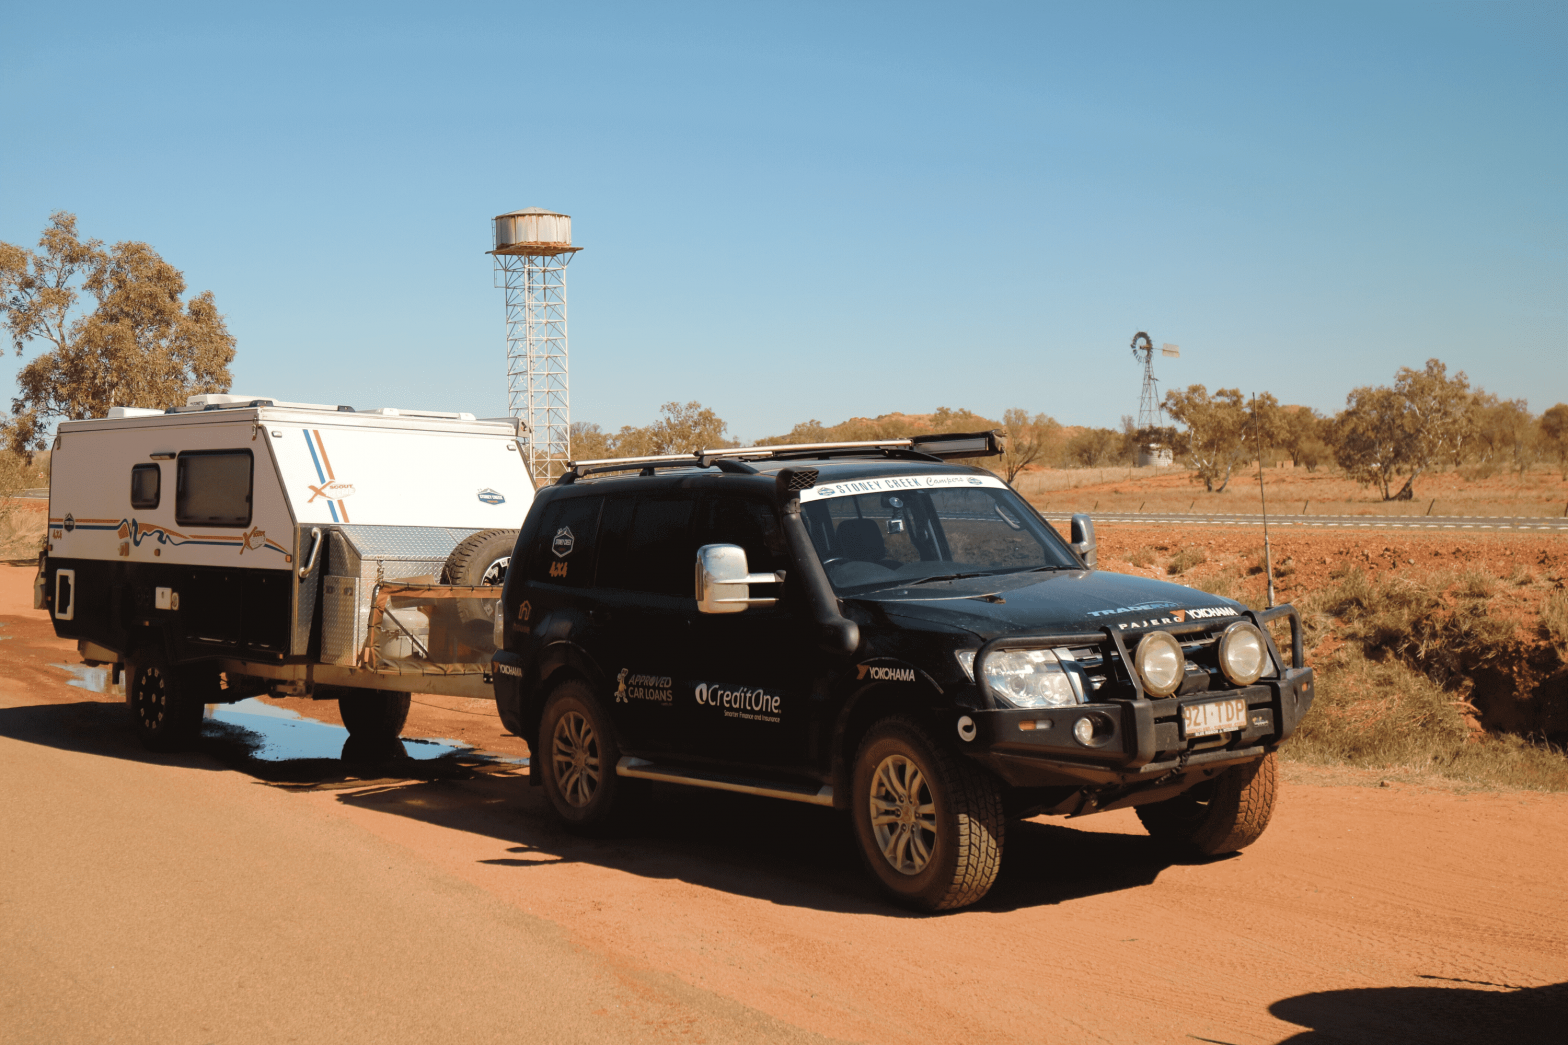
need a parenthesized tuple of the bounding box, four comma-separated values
(491, 208, 582, 480)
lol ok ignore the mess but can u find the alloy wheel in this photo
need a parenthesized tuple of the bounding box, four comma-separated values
(551, 710, 600, 808)
(869, 753, 938, 875)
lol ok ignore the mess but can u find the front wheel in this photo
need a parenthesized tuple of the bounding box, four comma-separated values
(851, 718, 1004, 912)
(127, 655, 209, 752)
(1136, 752, 1278, 856)
(539, 681, 624, 831)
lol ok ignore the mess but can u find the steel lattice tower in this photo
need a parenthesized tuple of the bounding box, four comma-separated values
(490, 209, 581, 480)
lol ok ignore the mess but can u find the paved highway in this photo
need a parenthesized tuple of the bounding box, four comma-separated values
(1040, 511, 1568, 531)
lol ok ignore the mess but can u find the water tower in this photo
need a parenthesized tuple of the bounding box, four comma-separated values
(490, 208, 581, 479)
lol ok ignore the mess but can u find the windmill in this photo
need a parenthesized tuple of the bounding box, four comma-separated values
(1130, 331, 1180, 467)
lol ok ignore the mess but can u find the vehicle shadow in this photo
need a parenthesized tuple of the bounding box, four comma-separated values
(1, 698, 1193, 916)
(0, 698, 521, 789)
(1267, 979, 1567, 1044)
(336, 775, 1193, 916)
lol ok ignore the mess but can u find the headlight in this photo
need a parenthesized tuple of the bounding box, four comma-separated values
(1218, 621, 1268, 686)
(958, 648, 1081, 709)
(1133, 631, 1185, 697)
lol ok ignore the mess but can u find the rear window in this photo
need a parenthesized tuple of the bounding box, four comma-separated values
(130, 464, 161, 510)
(176, 451, 253, 527)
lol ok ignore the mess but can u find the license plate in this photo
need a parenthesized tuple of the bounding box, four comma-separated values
(1182, 697, 1247, 738)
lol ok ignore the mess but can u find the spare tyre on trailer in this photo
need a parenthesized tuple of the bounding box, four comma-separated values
(441, 528, 520, 638)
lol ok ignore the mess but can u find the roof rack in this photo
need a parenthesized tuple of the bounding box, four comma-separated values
(559, 430, 1002, 483)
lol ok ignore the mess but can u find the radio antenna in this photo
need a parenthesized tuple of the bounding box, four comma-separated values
(1253, 393, 1275, 608)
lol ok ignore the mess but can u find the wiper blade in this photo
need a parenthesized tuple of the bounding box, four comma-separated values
(909, 571, 995, 585)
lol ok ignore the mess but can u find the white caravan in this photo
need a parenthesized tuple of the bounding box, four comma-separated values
(38, 393, 534, 751)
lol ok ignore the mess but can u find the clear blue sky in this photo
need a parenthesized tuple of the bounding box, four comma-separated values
(2, 1, 1563, 442)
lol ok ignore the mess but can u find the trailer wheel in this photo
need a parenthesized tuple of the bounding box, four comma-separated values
(539, 681, 624, 831)
(441, 529, 518, 629)
(336, 690, 411, 742)
(1136, 753, 1278, 856)
(127, 655, 208, 752)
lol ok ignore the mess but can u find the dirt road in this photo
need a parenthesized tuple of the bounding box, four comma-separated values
(2, 563, 1564, 1044)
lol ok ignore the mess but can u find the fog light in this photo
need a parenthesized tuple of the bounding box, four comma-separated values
(1072, 712, 1114, 747)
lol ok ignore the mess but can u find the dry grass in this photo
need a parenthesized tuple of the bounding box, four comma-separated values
(1166, 547, 1207, 575)
(1543, 591, 1568, 655)
(1289, 567, 1568, 791)
(1286, 645, 1568, 791)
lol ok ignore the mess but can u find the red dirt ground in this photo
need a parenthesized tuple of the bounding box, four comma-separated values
(3, 547, 1566, 1043)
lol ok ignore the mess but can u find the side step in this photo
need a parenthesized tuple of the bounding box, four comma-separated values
(616, 757, 834, 807)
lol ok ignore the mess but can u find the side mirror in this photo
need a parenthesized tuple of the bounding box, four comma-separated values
(696, 544, 784, 614)
(1069, 513, 1097, 569)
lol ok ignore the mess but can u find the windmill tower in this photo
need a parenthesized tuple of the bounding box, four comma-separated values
(490, 209, 581, 480)
(1130, 331, 1180, 467)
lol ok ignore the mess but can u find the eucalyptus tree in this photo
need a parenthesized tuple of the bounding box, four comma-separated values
(0, 211, 234, 454)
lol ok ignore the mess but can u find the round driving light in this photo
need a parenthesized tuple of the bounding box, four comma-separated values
(1134, 631, 1185, 697)
(1218, 621, 1268, 686)
(1072, 713, 1113, 747)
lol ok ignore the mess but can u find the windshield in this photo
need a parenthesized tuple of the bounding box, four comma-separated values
(799, 476, 1081, 593)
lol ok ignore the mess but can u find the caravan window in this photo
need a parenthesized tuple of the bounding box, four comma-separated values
(130, 464, 161, 510)
(176, 450, 253, 527)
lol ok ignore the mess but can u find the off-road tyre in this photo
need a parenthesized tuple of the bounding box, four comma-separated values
(127, 653, 210, 752)
(538, 680, 625, 832)
(1137, 752, 1278, 856)
(336, 689, 412, 742)
(850, 718, 1004, 912)
(440, 529, 519, 627)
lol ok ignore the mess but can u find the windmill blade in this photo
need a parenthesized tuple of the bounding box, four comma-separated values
(1161, 343, 1181, 358)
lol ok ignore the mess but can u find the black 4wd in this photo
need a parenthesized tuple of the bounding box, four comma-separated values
(491, 433, 1314, 911)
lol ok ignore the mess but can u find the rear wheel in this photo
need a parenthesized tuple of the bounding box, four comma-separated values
(850, 718, 1004, 912)
(127, 654, 209, 752)
(538, 681, 624, 830)
(336, 689, 411, 742)
(1137, 753, 1278, 856)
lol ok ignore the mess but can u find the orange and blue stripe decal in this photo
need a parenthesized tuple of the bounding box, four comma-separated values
(302, 428, 350, 522)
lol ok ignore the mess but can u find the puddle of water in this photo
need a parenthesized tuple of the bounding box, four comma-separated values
(50, 661, 117, 694)
(208, 698, 472, 763)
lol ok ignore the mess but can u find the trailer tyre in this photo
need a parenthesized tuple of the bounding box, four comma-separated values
(127, 654, 209, 752)
(336, 690, 411, 742)
(441, 529, 518, 628)
(1136, 752, 1278, 856)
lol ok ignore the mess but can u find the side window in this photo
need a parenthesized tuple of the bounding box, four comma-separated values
(595, 495, 697, 598)
(531, 495, 603, 587)
(176, 451, 253, 527)
(130, 464, 161, 510)
(695, 495, 788, 575)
